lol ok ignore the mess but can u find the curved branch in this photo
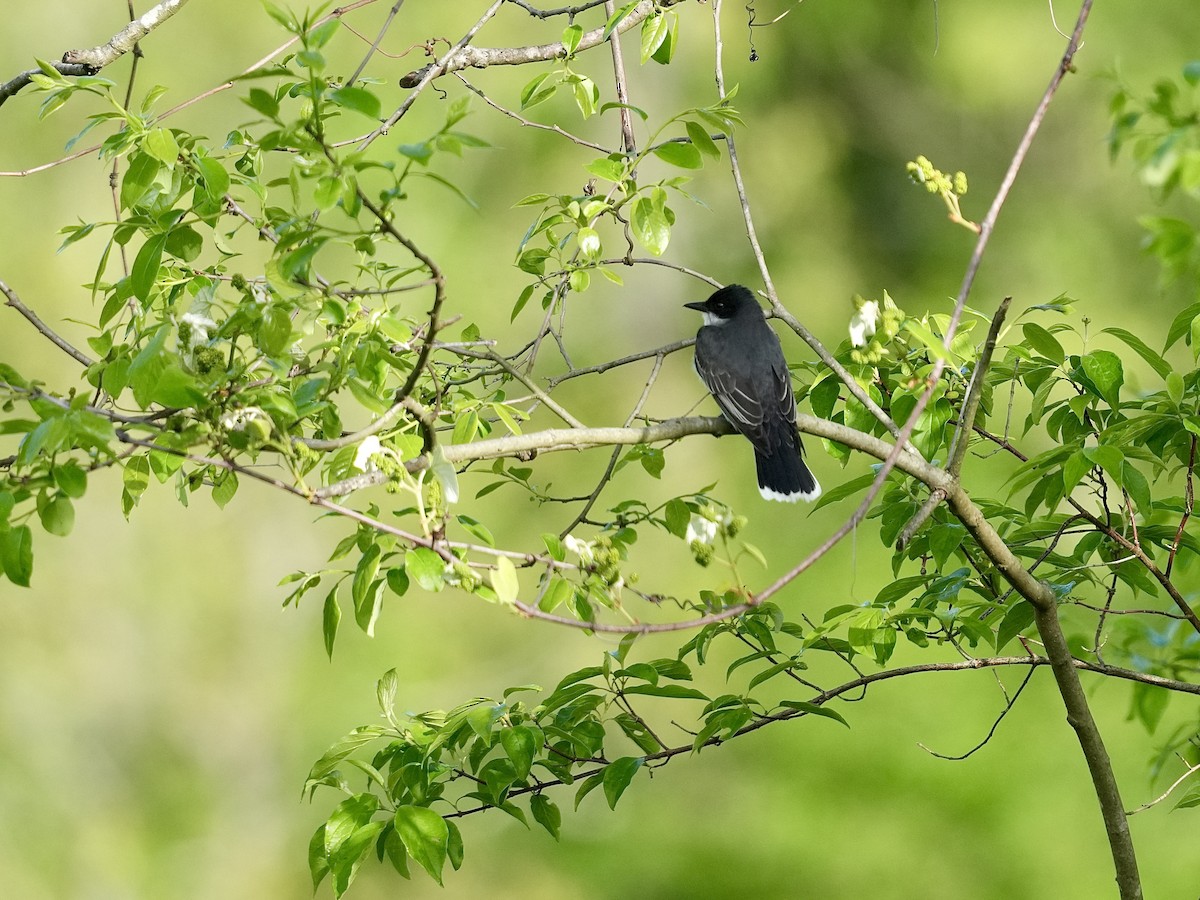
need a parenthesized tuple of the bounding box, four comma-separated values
(445, 655, 1200, 821)
(1, 279, 93, 367)
(398, 0, 685, 87)
(0, 0, 193, 109)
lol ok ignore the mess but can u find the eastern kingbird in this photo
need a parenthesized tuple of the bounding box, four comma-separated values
(685, 285, 821, 502)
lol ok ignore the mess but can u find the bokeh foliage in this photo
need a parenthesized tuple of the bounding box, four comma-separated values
(2, 1, 1200, 898)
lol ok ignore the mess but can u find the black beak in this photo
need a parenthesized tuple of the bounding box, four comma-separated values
(683, 301, 708, 312)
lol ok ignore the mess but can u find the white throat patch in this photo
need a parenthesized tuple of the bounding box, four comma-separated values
(701, 311, 728, 327)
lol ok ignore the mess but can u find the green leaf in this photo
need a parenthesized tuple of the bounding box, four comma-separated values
(1084, 444, 1124, 483)
(131, 233, 167, 302)
(245, 87, 280, 118)
(123, 455, 151, 501)
(491, 555, 520, 605)
(602, 1, 639, 40)
(903, 319, 952, 363)
(1081, 349, 1124, 407)
(685, 120, 720, 159)
(1165, 301, 1200, 351)
(120, 152, 161, 210)
(652, 141, 703, 169)
(530, 793, 561, 839)
(776, 700, 850, 727)
(143, 127, 180, 164)
(368, 673, 396, 731)
(492, 403, 524, 435)
(309, 824, 330, 892)
(194, 155, 230, 204)
(519, 72, 558, 110)
(164, 225, 203, 262)
(152, 365, 206, 408)
(1173, 783, 1200, 811)
(446, 820, 464, 871)
(1021, 323, 1065, 364)
(996, 601, 1035, 650)
(585, 156, 626, 183)
(1, 525, 34, 586)
(322, 588, 341, 660)
(1101, 327, 1171, 379)
(211, 471, 238, 509)
(501, 725, 538, 781)
(307, 18, 341, 48)
(640, 13, 670, 63)
(602, 756, 644, 809)
(406, 547, 445, 592)
(35, 492, 73, 538)
(927, 522, 966, 569)
(330, 822, 384, 897)
(561, 23, 583, 56)
(1129, 682, 1169, 733)
(574, 772, 604, 809)
(1167, 371, 1185, 406)
(810, 472, 877, 511)
(52, 463, 87, 499)
(631, 195, 669, 256)
(456, 514, 493, 546)
(664, 498, 691, 538)
(330, 86, 381, 120)
(258, 306, 293, 356)
(306, 725, 387, 783)
(353, 549, 385, 636)
(650, 11, 678, 64)
(386, 566, 410, 597)
(622, 683, 709, 701)
(540, 576, 574, 612)
(1122, 462, 1151, 514)
(394, 807, 448, 885)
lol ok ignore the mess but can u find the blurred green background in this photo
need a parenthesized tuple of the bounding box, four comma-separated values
(1, 1, 1198, 897)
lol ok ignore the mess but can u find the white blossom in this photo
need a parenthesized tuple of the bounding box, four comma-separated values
(563, 534, 595, 565)
(180, 312, 217, 345)
(220, 406, 266, 431)
(353, 435, 384, 472)
(685, 514, 718, 546)
(849, 299, 880, 347)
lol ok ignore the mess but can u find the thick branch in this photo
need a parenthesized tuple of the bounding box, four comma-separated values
(0, 0, 192, 108)
(398, 0, 685, 87)
(314, 415, 742, 498)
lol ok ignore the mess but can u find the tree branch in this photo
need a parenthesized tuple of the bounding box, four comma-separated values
(1, 279, 93, 367)
(398, 0, 685, 87)
(444, 655, 1200, 821)
(0, 0, 193, 109)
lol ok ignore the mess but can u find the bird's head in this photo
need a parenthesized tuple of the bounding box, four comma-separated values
(683, 284, 760, 326)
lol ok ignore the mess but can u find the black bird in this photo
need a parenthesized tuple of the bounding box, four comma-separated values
(684, 285, 821, 502)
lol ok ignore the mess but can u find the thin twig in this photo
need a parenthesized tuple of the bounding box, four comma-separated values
(1126, 760, 1200, 816)
(443, 654, 1200, 819)
(347, 0, 406, 86)
(0, 280, 93, 366)
(918, 667, 1036, 760)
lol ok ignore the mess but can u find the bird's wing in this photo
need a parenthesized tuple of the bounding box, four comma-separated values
(694, 349, 771, 450)
(774, 354, 798, 428)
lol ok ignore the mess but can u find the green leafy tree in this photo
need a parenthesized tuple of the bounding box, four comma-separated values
(1, 2, 1199, 898)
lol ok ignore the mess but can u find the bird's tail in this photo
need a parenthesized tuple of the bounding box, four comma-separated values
(755, 446, 821, 503)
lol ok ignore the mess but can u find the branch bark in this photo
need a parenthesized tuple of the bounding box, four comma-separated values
(0, 0, 193, 108)
(398, 0, 685, 87)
